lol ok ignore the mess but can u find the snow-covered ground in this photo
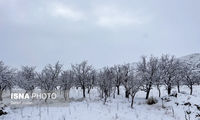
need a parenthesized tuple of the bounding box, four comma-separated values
(0, 86, 200, 120)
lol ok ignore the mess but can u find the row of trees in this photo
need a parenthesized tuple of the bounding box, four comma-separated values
(0, 55, 199, 108)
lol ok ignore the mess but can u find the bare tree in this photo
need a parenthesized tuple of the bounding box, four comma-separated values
(137, 56, 159, 99)
(121, 64, 132, 98)
(37, 61, 62, 102)
(128, 71, 143, 108)
(72, 61, 94, 98)
(155, 67, 162, 97)
(173, 61, 184, 93)
(0, 61, 15, 101)
(87, 69, 96, 94)
(16, 66, 36, 95)
(59, 70, 74, 101)
(112, 65, 123, 96)
(97, 67, 114, 104)
(159, 55, 179, 95)
(181, 64, 197, 95)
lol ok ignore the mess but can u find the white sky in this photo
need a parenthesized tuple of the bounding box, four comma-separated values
(0, 0, 200, 70)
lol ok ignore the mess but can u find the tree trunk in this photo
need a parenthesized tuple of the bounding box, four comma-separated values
(45, 93, 48, 102)
(146, 84, 152, 99)
(177, 84, 180, 93)
(104, 95, 107, 104)
(146, 89, 150, 99)
(104, 90, 108, 104)
(49, 92, 53, 99)
(131, 94, 136, 108)
(113, 88, 116, 99)
(87, 88, 90, 94)
(82, 86, 86, 98)
(190, 85, 193, 95)
(64, 90, 67, 101)
(167, 86, 171, 95)
(108, 89, 111, 97)
(117, 86, 120, 95)
(125, 90, 129, 98)
(67, 90, 70, 100)
(157, 85, 161, 97)
(0, 90, 3, 101)
(64, 89, 70, 101)
(101, 89, 104, 98)
(30, 90, 33, 96)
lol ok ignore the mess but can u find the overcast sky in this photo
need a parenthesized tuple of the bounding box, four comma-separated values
(0, 0, 200, 70)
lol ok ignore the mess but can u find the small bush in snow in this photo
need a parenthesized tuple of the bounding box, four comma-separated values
(146, 97, 158, 105)
(170, 91, 177, 97)
(161, 96, 171, 102)
(0, 110, 7, 116)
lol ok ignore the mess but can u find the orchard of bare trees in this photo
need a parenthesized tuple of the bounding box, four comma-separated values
(0, 54, 200, 108)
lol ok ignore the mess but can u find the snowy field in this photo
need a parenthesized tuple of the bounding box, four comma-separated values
(0, 86, 200, 120)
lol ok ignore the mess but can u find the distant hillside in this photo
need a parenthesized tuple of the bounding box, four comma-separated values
(179, 53, 200, 73)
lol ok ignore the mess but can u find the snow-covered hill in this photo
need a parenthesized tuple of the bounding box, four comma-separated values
(179, 53, 200, 72)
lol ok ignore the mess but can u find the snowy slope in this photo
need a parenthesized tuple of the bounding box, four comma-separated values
(179, 53, 200, 72)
